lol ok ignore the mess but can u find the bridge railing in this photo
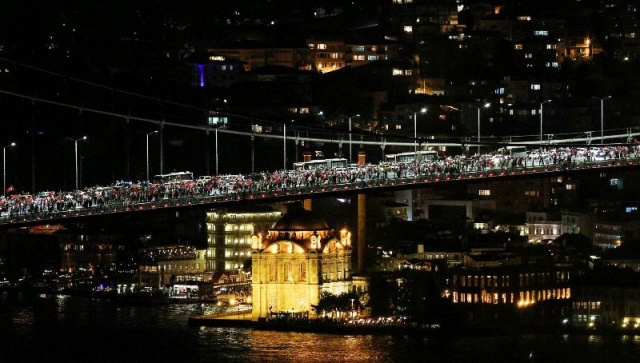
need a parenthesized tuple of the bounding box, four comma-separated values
(1, 156, 639, 226)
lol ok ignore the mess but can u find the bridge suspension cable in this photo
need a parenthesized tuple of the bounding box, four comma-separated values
(1, 87, 640, 150)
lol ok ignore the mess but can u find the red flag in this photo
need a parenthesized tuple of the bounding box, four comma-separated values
(5, 185, 14, 194)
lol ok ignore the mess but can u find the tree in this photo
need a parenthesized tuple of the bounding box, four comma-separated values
(312, 291, 362, 319)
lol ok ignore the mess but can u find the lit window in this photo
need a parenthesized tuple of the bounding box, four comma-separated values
(566, 184, 576, 190)
(404, 26, 413, 34)
(479, 189, 491, 196)
(515, 44, 523, 50)
(531, 84, 541, 90)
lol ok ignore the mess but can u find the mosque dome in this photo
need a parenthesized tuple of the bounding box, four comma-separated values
(272, 209, 330, 232)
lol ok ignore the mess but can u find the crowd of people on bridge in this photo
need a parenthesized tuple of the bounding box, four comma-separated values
(1, 145, 637, 222)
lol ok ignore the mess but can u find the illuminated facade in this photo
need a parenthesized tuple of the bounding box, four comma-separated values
(572, 285, 640, 331)
(206, 208, 282, 272)
(307, 39, 345, 73)
(156, 248, 206, 286)
(251, 209, 353, 320)
(206, 42, 311, 71)
(525, 211, 561, 243)
(449, 260, 573, 324)
(59, 231, 118, 275)
(137, 245, 206, 288)
(345, 41, 400, 68)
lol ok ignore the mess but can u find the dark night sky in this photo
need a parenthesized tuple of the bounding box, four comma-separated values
(1, 0, 640, 192)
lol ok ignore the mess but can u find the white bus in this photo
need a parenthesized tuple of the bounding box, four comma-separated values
(385, 150, 440, 163)
(153, 171, 194, 185)
(293, 158, 348, 170)
(497, 146, 527, 158)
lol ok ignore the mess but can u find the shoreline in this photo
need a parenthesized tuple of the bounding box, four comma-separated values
(188, 314, 640, 338)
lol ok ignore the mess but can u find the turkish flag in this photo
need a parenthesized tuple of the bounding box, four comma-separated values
(5, 185, 14, 194)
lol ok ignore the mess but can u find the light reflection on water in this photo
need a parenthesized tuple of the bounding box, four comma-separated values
(195, 328, 406, 363)
(2, 292, 640, 363)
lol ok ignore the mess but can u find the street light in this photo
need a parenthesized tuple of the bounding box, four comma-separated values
(284, 122, 288, 171)
(594, 96, 612, 144)
(471, 103, 491, 154)
(538, 100, 552, 145)
(66, 136, 87, 190)
(2, 142, 16, 197)
(347, 114, 360, 163)
(413, 108, 427, 153)
(145, 131, 158, 182)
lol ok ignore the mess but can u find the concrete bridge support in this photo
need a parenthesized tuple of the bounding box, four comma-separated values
(357, 150, 366, 273)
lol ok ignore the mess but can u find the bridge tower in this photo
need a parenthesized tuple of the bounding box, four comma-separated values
(357, 150, 366, 273)
(302, 150, 313, 211)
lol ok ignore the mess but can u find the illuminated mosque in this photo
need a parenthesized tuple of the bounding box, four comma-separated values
(251, 208, 353, 320)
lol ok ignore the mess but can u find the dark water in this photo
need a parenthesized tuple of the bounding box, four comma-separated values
(1, 292, 640, 363)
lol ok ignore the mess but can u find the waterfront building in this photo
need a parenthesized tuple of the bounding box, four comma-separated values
(156, 246, 207, 286)
(572, 268, 640, 331)
(251, 209, 354, 320)
(58, 227, 119, 276)
(206, 207, 282, 273)
(449, 256, 572, 323)
(135, 245, 206, 289)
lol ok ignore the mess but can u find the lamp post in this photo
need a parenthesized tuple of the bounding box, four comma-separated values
(145, 131, 158, 182)
(347, 114, 360, 164)
(283, 122, 288, 171)
(2, 142, 16, 197)
(594, 96, 612, 144)
(413, 108, 427, 153)
(215, 128, 219, 175)
(471, 103, 491, 154)
(538, 100, 552, 145)
(66, 136, 87, 190)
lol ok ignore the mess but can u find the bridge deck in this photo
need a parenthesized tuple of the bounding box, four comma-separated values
(1, 156, 637, 227)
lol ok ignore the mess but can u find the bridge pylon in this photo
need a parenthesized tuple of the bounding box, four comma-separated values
(356, 150, 367, 273)
(303, 151, 313, 211)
